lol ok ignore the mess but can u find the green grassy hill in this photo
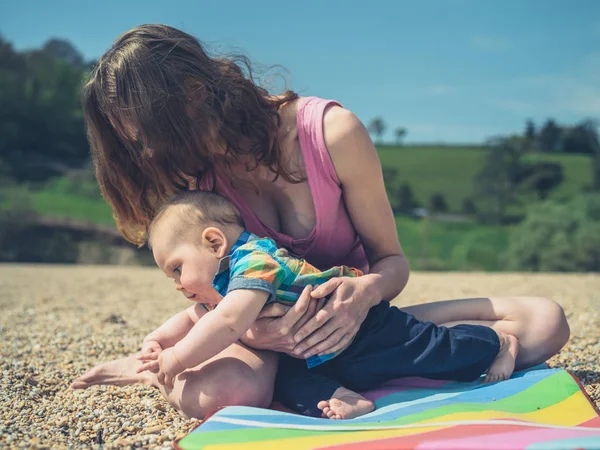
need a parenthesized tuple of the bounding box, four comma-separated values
(3, 145, 592, 224)
(378, 145, 592, 211)
(1, 145, 593, 270)
(396, 216, 511, 271)
(0, 183, 114, 226)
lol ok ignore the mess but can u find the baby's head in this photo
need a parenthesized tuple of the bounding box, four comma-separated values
(148, 191, 244, 302)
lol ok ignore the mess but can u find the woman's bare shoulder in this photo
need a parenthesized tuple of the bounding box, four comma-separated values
(322, 105, 378, 184)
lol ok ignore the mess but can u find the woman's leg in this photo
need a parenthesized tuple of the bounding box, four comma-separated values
(71, 342, 279, 419)
(402, 296, 570, 370)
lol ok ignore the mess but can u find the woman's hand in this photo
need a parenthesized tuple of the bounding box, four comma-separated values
(292, 276, 381, 359)
(240, 286, 327, 356)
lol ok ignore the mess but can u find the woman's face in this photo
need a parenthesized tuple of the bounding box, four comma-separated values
(116, 119, 229, 165)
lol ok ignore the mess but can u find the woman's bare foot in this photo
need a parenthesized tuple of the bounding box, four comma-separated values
(484, 332, 519, 383)
(317, 386, 374, 420)
(70, 355, 154, 389)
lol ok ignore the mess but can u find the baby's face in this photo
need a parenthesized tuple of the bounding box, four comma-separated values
(152, 226, 222, 304)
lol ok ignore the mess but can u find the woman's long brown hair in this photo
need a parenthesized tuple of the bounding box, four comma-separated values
(82, 24, 298, 245)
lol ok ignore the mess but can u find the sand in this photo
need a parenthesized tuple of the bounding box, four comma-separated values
(0, 265, 598, 448)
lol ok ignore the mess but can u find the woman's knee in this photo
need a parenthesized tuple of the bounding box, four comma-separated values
(528, 296, 570, 350)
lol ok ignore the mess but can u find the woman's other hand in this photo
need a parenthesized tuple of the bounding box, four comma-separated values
(240, 286, 327, 356)
(292, 276, 381, 359)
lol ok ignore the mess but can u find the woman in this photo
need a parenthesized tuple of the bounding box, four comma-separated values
(71, 24, 570, 418)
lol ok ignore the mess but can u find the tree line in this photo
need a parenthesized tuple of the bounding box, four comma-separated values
(368, 117, 407, 145)
(367, 115, 600, 156)
(0, 37, 93, 183)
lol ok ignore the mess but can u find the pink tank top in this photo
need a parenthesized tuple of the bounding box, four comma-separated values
(200, 97, 369, 273)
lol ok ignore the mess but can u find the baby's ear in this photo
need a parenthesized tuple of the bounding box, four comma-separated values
(202, 227, 227, 257)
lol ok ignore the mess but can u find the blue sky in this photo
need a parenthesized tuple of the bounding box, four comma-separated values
(2, 0, 599, 143)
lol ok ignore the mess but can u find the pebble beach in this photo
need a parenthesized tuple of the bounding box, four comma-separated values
(1, 265, 598, 448)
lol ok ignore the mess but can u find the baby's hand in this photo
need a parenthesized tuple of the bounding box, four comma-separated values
(155, 348, 186, 389)
(136, 340, 163, 374)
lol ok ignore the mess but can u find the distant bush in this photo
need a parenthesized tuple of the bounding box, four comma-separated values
(513, 161, 564, 200)
(430, 192, 448, 213)
(506, 195, 600, 272)
(462, 198, 477, 215)
(0, 211, 79, 263)
(394, 183, 420, 213)
(45, 170, 103, 200)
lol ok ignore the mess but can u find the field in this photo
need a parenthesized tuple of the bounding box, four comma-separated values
(0, 265, 598, 448)
(378, 145, 592, 211)
(396, 216, 511, 271)
(0, 145, 593, 270)
(2, 146, 592, 223)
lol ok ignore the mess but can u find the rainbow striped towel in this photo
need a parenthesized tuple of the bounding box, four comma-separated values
(176, 366, 600, 449)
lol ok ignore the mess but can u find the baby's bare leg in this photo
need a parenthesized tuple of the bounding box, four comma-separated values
(317, 387, 374, 420)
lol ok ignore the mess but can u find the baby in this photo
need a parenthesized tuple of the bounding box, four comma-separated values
(138, 190, 519, 419)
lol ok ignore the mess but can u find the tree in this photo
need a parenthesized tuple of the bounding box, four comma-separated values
(430, 192, 448, 213)
(462, 197, 477, 215)
(473, 137, 524, 224)
(0, 37, 89, 181)
(394, 183, 420, 213)
(506, 195, 600, 272)
(42, 38, 85, 68)
(394, 127, 407, 145)
(538, 119, 562, 152)
(562, 120, 599, 155)
(524, 119, 536, 145)
(368, 117, 386, 144)
(513, 162, 564, 200)
(593, 146, 600, 192)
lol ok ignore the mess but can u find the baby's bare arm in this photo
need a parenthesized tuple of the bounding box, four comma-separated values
(172, 289, 269, 369)
(143, 303, 205, 349)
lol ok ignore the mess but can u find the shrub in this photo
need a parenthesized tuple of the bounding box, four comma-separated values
(506, 195, 600, 271)
(394, 183, 420, 214)
(430, 192, 448, 213)
(462, 198, 477, 215)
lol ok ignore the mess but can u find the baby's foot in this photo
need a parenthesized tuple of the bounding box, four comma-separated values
(70, 354, 153, 389)
(317, 386, 374, 420)
(484, 331, 519, 383)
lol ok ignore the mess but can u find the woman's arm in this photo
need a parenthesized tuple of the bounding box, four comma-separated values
(240, 105, 409, 358)
(325, 105, 410, 300)
(291, 106, 410, 357)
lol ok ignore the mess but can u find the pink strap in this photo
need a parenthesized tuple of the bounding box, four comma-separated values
(296, 97, 342, 186)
